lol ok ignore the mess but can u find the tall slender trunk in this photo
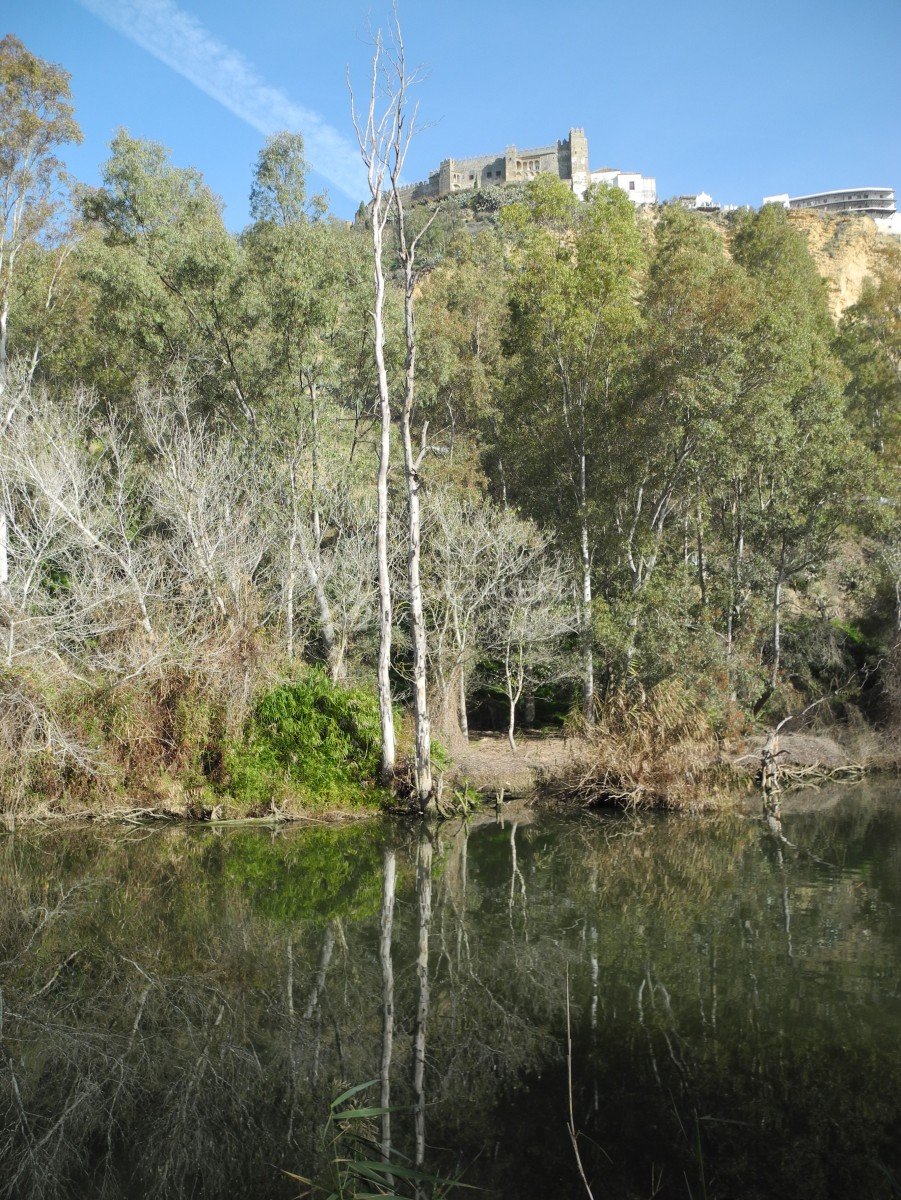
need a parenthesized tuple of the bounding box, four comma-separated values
(579, 455, 594, 721)
(695, 500, 707, 607)
(398, 215, 432, 809)
(371, 209, 396, 782)
(301, 549, 340, 678)
(287, 466, 298, 661)
(401, 399, 432, 803)
(726, 495, 737, 662)
(726, 481, 744, 703)
(505, 642, 525, 751)
(451, 607, 469, 740)
(772, 565, 784, 688)
(457, 662, 469, 740)
(379, 849, 396, 1168)
(303, 382, 342, 680)
(413, 834, 432, 1179)
(580, 516, 594, 719)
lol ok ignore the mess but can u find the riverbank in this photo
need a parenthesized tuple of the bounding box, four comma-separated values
(446, 727, 897, 812)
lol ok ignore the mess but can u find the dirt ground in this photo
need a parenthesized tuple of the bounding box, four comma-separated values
(446, 729, 884, 800)
(446, 732, 574, 796)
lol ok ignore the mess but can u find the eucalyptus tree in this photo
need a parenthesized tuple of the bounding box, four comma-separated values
(417, 230, 508, 476)
(836, 240, 900, 463)
(81, 131, 249, 420)
(0, 35, 81, 387)
(835, 250, 901, 637)
(243, 135, 372, 674)
(731, 204, 866, 689)
(611, 206, 755, 673)
(0, 35, 81, 616)
(249, 130, 327, 227)
(500, 178, 645, 717)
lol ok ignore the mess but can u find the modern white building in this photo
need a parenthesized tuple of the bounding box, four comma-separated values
(590, 168, 657, 206)
(874, 211, 901, 236)
(762, 187, 896, 218)
(669, 192, 736, 213)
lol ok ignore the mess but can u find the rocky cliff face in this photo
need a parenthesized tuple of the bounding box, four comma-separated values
(786, 210, 897, 319)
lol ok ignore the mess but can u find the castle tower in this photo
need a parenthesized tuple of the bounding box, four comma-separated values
(438, 158, 455, 197)
(569, 128, 590, 198)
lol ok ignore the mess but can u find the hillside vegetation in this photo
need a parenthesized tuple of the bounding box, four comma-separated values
(0, 34, 898, 817)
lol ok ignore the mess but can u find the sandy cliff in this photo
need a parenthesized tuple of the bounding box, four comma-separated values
(785, 209, 897, 319)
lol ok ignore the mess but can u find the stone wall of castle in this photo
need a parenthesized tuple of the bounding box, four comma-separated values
(397, 127, 591, 203)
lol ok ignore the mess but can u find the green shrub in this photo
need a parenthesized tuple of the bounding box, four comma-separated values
(225, 669, 384, 810)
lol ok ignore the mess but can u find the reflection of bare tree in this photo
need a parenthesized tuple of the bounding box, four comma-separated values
(413, 832, 432, 1178)
(508, 822, 528, 935)
(379, 848, 396, 1165)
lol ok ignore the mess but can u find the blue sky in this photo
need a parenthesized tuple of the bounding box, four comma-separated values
(7, 0, 901, 227)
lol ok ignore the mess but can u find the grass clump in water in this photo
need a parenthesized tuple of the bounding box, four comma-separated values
(225, 669, 384, 812)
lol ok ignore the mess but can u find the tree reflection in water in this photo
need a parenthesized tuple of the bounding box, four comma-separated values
(0, 785, 900, 1199)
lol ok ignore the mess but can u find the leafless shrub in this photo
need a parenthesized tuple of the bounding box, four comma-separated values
(548, 679, 728, 810)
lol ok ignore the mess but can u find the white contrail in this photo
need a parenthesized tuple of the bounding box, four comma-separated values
(76, 0, 366, 199)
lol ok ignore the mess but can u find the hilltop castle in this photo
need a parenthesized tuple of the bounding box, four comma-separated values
(398, 127, 657, 207)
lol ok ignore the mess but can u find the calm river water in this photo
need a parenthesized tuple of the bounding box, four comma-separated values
(1, 783, 899, 1199)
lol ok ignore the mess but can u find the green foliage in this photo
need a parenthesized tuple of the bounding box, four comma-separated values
(223, 825, 385, 923)
(836, 241, 901, 463)
(249, 130, 326, 225)
(449, 182, 527, 215)
(226, 670, 385, 810)
(289, 1080, 468, 1198)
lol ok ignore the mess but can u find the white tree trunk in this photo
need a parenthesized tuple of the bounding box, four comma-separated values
(401, 404, 432, 805)
(371, 218, 396, 782)
(287, 469, 298, 661)
(505, 642, 525, 751)
(580, 507, 594, 720)
(772, 571, 784, 687)
(398, 205, 433, 809)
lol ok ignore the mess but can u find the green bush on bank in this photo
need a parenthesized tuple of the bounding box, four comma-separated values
(224, 669, 385, 811)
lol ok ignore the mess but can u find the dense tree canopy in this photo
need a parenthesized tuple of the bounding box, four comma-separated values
(0, 34, 897, 809)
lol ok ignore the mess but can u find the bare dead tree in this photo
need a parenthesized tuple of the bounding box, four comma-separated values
(485, 527, 575, 750)
(348, 26, 398, 784)
(351, 6, 439, 808)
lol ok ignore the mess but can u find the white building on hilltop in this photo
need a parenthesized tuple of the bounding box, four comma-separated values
(762, 187, 896, 219)
(590, 168, 657, 206)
